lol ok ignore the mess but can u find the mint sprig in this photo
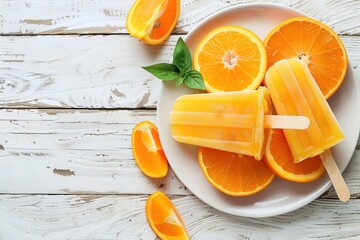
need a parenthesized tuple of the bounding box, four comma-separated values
(142, 37, 205, 90)
(142, 63, 180, 81)
(173, 38, 192, 72)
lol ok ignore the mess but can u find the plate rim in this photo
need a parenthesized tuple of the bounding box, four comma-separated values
(157, 2, 360, 217)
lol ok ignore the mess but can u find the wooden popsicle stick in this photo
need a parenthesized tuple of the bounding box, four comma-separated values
(264, 115, 310, 129)
(320, 149, 350, 202)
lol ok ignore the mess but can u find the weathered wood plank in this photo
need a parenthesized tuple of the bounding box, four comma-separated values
(0, 35, 176, 109)
(0, 194, 360, 239)
(1, 0, 360, 35)
(0, 108, 359, 196)
(0, 109, 188, 194)
(1, 35, 359, 109)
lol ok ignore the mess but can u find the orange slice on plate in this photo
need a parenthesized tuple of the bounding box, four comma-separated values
(132, 121, 168, 178)
(126, 0, 180, 45)
(264, 17, 348, 98)
(198, 147, 275, 196)
(193, 26, 267, 92)
(264, 129, 325, 183)
(146, 191, 190, 240)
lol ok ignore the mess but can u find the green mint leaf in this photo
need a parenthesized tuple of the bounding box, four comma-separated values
(173, 37, 192, 72)
(184, 70, 206, 90)
(142, 63, 180, 81)
(142, 38, 204, 91)
(176, 76, 185, 87)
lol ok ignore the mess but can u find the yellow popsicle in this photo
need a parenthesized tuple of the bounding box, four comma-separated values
(170, 87, 271, 160)
(265, 58, 345, 163)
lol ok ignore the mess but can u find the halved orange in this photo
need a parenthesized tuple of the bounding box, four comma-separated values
(264, 17, 348, 99)
(126, 0, 180, 45)
(264, 129, 325, 183)
(198, 147, 275, 196)
(193, 26, 267, 92)
(146, 191, 190, 240)
(132, 121, 168, 178)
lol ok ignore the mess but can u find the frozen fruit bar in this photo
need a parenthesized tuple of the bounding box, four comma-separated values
(265, 58, 345, 163)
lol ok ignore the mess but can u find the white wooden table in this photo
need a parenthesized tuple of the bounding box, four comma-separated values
(1, 0, 360, 239)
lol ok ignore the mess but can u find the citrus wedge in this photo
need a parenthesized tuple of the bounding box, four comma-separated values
(146, 191, 190, 240)
(193, 26, 267, 92)
(132, 121, 168, 178)
(126, 0, 180, 45)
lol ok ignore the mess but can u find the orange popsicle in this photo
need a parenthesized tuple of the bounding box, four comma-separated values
(265, 58, 345, 163)
(265, 58, 349, 202)
(170, 86, 309, 160)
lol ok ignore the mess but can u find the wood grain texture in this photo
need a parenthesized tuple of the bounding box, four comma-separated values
(0, 35, 175, 108)
(0, 108, 359, 195)
(0, 109, 188, 194)
(0, 0, 360, 35)
(1, 36, 360, 109)
(0, 194, 360, 240)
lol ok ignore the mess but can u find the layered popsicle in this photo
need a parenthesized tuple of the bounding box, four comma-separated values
(170, 86, 309, 160)
(170, 87, 271, 160)
(265, 58, 345, 163)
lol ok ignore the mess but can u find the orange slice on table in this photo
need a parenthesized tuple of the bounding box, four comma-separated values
(132, 121, 168, 178)
(264, 129, 325, 183)
(146, 191, 190, 240)
(264, 17, 348, 99)
(126, 0, 180, 45)
(198, 147, 275, 196)
(193, 26, 267, 92)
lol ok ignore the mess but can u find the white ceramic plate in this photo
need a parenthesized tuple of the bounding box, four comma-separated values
(157, 3, 360, 217)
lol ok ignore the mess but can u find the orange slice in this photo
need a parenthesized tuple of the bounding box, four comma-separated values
(264, 17, 348, 99)
(193, 26, 267, 92)
(198, 147, 275, 196)
(126, 0, 180, 45)
(264, 129, 325, 183)
(146, 191, 190, 240)
(132, 121, 168, 178)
